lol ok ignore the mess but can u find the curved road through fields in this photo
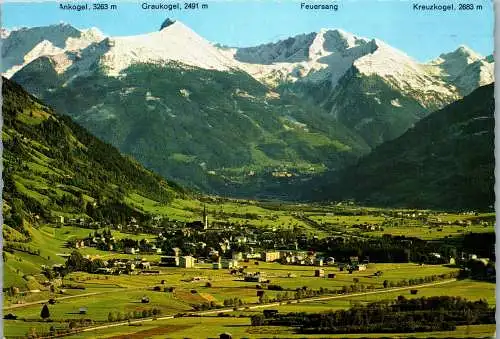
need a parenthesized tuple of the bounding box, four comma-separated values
(77, 279, 457, 335)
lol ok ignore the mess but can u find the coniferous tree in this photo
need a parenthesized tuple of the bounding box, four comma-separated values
(40, 304, 50, 320)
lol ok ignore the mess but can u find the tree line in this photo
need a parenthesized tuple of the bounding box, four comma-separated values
(251, 296, 495, 334)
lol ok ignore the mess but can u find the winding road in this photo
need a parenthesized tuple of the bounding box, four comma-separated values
(75, 278, 457, 335)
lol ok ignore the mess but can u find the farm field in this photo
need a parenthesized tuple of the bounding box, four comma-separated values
(366, 225, 492, 239)
(308, 213, 495, 239)
(3, 203, 495, 338)
(3, 260, 476, 338)
(269, 279, 495, 313)
(4, 260, 461, 306)
(2, 15, 496, 339)
(8, 276, 493, 339)
(57, 318, 496, 338)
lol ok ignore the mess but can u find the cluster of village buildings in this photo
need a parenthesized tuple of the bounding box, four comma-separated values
(51, 210, 492, 279)
(64, 248, 372, 278)
(158, 249, 336, 270)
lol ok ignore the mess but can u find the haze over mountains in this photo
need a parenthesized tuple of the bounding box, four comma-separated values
(2, 19, 494, 203)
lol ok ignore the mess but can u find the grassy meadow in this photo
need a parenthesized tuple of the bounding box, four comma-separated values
(57, 319, 496, 339)
(2, 199, 495, 339)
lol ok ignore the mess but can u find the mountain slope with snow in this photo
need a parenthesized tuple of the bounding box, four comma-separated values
(310, 83, 494, 210)
(12, 44, 369, 198)
(430, 46, 494, 95)
(4, 20, 494, 197)
(451, 59, 494, 95)
(222, 29, 375, 88)
(1, 24, 104, 78)
(4, 22, 492, 101)
(222, 29, 491, 146)
(97, 21, 238, 76)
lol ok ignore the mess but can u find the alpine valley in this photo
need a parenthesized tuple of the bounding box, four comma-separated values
(1, 16, 497, 339)
(2, 19, 494, 203)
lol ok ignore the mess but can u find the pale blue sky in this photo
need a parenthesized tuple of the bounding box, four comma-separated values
(2, 0, 494, 62)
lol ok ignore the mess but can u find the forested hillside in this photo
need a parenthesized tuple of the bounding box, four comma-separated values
(2, 77, 185, 236)
(310, 84, 494, 210)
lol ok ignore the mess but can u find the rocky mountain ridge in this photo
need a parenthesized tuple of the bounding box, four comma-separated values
(2, 20, 494, 198)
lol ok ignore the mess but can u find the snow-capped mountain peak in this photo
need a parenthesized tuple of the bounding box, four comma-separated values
(347, 39, 459, 109)
(439, 45, 482, 62)
(224, 28, 376, 87)
(431, 45, 483, 78)
(304, 30, 375, 85)
(3, 21, 493, 102)
(160, 18, 176, 31)
(2, 20, 239, 79)
(428, 45, 493, 95)
(353, 38, 420, 77)
(1, 23, 104, 77)
(0, 28, 10, 39)
(96, 20, 237, 76)
(80, 27, 105, 41)
(314, 28, 369, 53)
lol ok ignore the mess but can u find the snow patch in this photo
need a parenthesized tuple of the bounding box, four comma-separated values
(235, 88, 255, 99)
(473, 131, 489, 136)
(120, 87, 137, 96)
(146, 91, 161, 101)
(391, 98, 402, 107)
(265, 91, 280, 99)
(0, 28, 10, 39)
(23, 40, 64, 62)
(179, 88, 191, 99)
(430, 45, 483, 79)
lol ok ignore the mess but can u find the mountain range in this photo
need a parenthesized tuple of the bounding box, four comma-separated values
(1, 19, 494, 200)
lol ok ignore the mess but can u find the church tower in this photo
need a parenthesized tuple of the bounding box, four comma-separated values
(203, 204, 208, 230)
